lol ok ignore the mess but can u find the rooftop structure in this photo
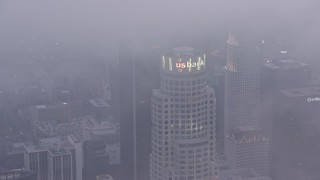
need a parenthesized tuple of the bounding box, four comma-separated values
(161, 47, 206, 73)
(89, 99, 110, 108)
(227, 126, 268, 143)
(0, 169, 36, 180)
(96, 174, 114, 180)
(279, 86, 320, 98)
(264, 58, 309, 70)
(30, 101, 86, 124)
(219, 168, 271, 180)
(33, 116, 119, 141)
(24, 136, 73, 154)
(261, 58, 312, 96)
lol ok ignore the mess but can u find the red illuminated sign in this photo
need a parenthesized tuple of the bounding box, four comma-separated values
(175, 60, 205, 72)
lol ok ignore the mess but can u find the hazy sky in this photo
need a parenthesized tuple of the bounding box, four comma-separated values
(1, 0, 320, 65)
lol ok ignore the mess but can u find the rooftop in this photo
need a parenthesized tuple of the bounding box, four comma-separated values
(35, 105, 47, 109)
(89, 98, 110, 108)
(280, 86, 320, 98)
(264, 58, 309, 70)
(24, 136, 73, 153)
(0, 170, 36, 180)
(219, 168, 271, 180)
(227, 126, 268, 143)
(48, 147, 71, 156)
(96, 174, 114, 180)
(34, 116, 119, 139)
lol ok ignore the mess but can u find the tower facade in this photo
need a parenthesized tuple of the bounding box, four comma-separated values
(224, 32, 269, 176)
(150, 47, 217, 180)
(83, 140, 109, 180)
(271, 86, 320, 180)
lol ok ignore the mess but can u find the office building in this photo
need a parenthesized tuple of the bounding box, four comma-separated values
(0, 170, 37, 180)
(83, 140, 109, 180)
(261, 57, 312, 97)
(208, 50, 226, 154)
(114, 44, 134, 180)
(219, 168, 271, 180)
(29, 101, 86, 124)
(96, 174, 114, 180)
(261, 57, 312, 135)
(135, 47, 162, 180)
(47, 148, 73, 180)
(224, 31, 269, 176)
(111, 43, 163, 180)
(88, 99, 111, 120)
(225, 127, 269, 176)
(24, 137, 74, 180)
(150, 47, 217, 180)
(271, 86, 320, 180)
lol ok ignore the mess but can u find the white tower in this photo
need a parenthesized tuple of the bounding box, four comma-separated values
(150, 47, 217, 180)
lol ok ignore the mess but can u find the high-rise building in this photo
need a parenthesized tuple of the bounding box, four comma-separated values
(150, 47, 217, 180)
(47, 148, 73, 180)
(96, 174, 114, 180)
(24, 148, 48, 180)
(116, 44, 134, 180)
(225, 127, 269, 176)
(112, 43, 163, 180)
(29, 101, 86, 124)
(271, 86, 320, 180)
(219, 168, 271, 180)
(24, 137, 74, 180)
(224, 31, 269, 176)
(0, 170, 37, 180)
(134, 47, 162, 180)
(260, 57, 312, 137)
(207, 50, 226, 154)
(261, 57, 312, 98)
(83, 140, 109, 180)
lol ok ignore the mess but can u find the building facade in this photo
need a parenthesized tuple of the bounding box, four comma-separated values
(0, 170, 37, 180)
(47, 149, 73, 180)
(260, 57, 312, 137)
(224, 31, 269, 176)
(83, 140, 109, 180)
(150, 47, 217, 180)
(24, 138, 74, 180)
(271, 86, 320, 180)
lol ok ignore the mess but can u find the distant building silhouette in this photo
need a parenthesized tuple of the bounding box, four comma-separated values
(83, 140, 109, 180)
(114, 43, 134, 180)
(271, 86, 320, 180)
(224, 31, 269, 176)
(96, 174, 114, 180)
(261, 56, 312, 138)
(0, 170, 36, 180)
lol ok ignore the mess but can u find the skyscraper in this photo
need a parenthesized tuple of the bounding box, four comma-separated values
(271, 86, 320, 180)
(116, 44, 135, 180)
(260, 57, 312, 137)
(83, 140, 109, 180)
(261, 57, 312, 98)
(150, 47, 217, 180)
(224, 31, 269, 176)
(23, 137, 75, 180)
(0, 170, 37, 180)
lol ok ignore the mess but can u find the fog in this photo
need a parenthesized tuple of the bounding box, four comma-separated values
(1, 1, 320, 180)
(1, 1, 319, 57)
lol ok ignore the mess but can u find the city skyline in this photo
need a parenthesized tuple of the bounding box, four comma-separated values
(1, 1, 320, 180)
